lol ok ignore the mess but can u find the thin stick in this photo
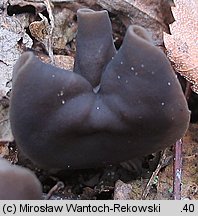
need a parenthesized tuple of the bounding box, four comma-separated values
(43, 0, 55, 63)
(141, 149, 171, 199)
(184, 81, 192, 100)
(173, 81, 191, 200)
(173, 139, 182, 200)
(44, 181, 64, 200)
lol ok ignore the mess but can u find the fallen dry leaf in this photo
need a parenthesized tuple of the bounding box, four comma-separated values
(8, 0, 45, 13)
(0, 101, 13, 143)
(38, 54, 74, 70)
(114, 180, 133, 200)
(0, 141, 9, 157)
(0, 9, 32, 143)
(127, 0, 174, 26)
(97, 0, 173, 45)
(0, 13, 32, 96)
(164, 0, 198, 93)
(181, 124, 198, 199)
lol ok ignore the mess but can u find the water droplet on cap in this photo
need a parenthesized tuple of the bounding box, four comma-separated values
(131, 67, 134, 71)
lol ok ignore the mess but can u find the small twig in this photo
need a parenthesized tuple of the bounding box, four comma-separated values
(184, 81, 192, 101)
(141, 149, 172, 199)
(173, 139, 182, 200)
(44, 181, 65, 200)
(43, 0, 55, 63)
(173, 80, 191, 200)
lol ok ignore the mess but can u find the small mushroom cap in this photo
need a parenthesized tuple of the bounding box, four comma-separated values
(9, 9, 190, 170)
(0, 157, 42, 199)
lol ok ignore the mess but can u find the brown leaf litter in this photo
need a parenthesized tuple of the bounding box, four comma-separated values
(164, 0, 198, 93)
